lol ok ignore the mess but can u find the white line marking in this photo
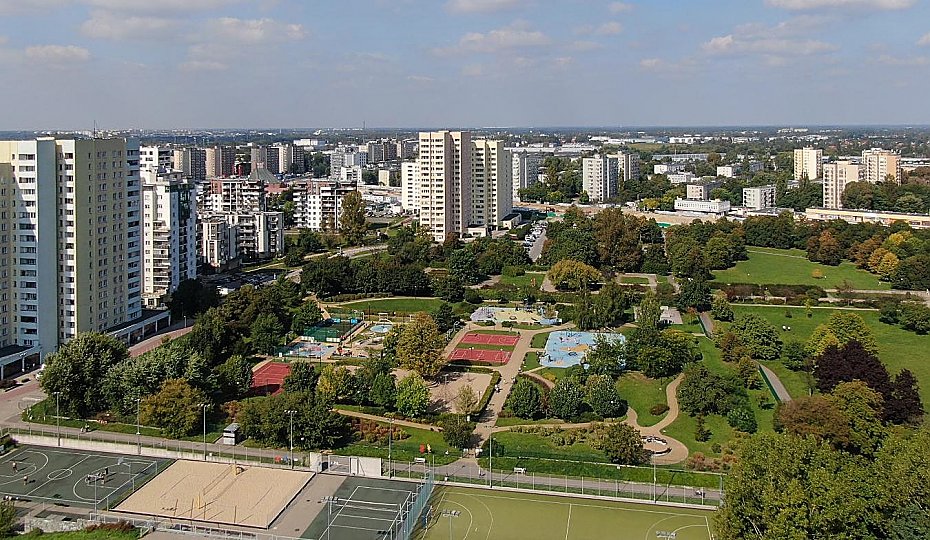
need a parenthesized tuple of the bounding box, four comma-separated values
(564, 503, 572, 540)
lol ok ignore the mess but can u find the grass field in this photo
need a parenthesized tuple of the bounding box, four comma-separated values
(712, 247, 888, 289)
(332, 297, 448, 314)
(417, 486, 714, 540)
(616, 373, 669, 427)
(619, 275, 651, 285)
(499, 272, 545, 289)
(763, 361, 812, 399)
(340, 424, 459, 466)
(531, 331, 552, 348)
(523, 351, 541, 371)
(731, 304, 930, 405)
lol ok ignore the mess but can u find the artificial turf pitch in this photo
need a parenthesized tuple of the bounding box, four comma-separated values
(416, 486, 714, 540)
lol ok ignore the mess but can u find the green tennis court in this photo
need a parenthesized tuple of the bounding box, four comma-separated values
(300, 318, 363, 342)
(302, 477, 421, 540)
(416, 486, 715, 540)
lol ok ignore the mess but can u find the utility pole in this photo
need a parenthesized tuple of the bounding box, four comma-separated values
(285, 409, 296, 469)
(54, 392, 61, 447)
(135, 397, 142, 455)
(201, 403, 209, 461)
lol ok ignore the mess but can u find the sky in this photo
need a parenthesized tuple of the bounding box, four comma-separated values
(0, 0, 928, 129)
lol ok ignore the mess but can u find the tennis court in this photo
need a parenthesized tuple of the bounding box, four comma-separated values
(302, 477, 424, 540)
(459, 333, 519, 347)
(448, 349, 511, 365)
(417, 486, 714, 540)
(301, 318, 363, 343)
(0, 445, 169, 509)
(252, 361, 291, 394)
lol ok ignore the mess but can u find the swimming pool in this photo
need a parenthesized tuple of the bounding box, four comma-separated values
(370, 323, 392, 334)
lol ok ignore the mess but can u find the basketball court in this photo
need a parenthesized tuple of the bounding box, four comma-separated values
(459, 333, 519, 347)
(0, 446, 168, 509)
(251, 361, 291, 394)
(448, 349, 511, 364)
(116, 460, 313, 528)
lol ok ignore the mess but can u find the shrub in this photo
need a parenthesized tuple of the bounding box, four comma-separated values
(726, 407, 758, 433)
(502, 266, 525, 277)
(649, 403, 670, 416)
(464, 289, 483, 304)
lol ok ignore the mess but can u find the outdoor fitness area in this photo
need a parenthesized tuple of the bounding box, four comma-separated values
(116, 460, 313, 528)
(541, 330, 626, 368)
(417, 486, 714, 540)
(279, 341, 337, 359)
(469, 306, 559, 326)
(300, 318, 365, 344)
(302, 476, 431, 540)
(0, 446, 168, 509)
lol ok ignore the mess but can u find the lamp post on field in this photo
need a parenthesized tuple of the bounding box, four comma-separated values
(135, 397, 142, 455)
(201, 403, 209, 460)
(53, 391, 61, 447)
(387, 415, 394, 478)
(285, 409, 296, 469)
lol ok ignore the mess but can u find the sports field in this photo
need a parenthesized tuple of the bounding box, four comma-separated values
(0, 445, 169, 509)
(459, 332, 520, 346)
(302, 477, 421, 540)
(417, 486, 714, 540)
(449, 349, 511, 364)
(712, 247, 888, 289)
(251, 361, 291, 394)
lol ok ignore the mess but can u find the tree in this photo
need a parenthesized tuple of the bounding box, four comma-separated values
(283, 361, 319, 393)
(585, 375, 624, 418)
(677, 277, 711, 312)
(250, 313, 284, 355)
(238, 390, 347, 450)
(432, 275, 465, 303)
(506, 378, 541, 419)
(704, 235, 733, 269)
(395, 373, 430, 418)
(596, 423, 647, 465)
(215, 355, 253, 399)
(0, 499, 16, 537)
(592, 281, 631, 328)
(886, 369, 924, 425)
(827, 381, 887, 457)
(431, 302, 459, 334)
(317, 365, 355, 403)
(339, 190, 367, 245)
(447, 249, 482, 285)
(900, 303, 930, 334)
(440, 414, 474, 448)
(710, 293, 734, 321)
(807, 311, 878, 357)
(395, 313, 446, 378)
(168, 279, 219, 320)
(291, 301, 323, 334)
(813, 341, 892, 403)
(593, 208, 643, 271)
(140, 379, 207, 438)
(40, 332, 129, 417)
(726, 407, 757, 433)
(729, 314, 781, 360)
(453, 385, 479, 415)
(677, 364, 747, 416)
(548, 378, 585, 420)
(585, 334, 626, 378)
(546, 259, 602, 291)
(370, 372, 397, 409)
(774, 395, 851, 448)
(628, 330, 698, 378)
(814, 230, 842, 266)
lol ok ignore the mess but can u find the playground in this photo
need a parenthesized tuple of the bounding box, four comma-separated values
(417, 486, 714, 540)
(279, 341, 337, 359)
(251, 361, 291, 394)
(541, 331, 626, 368)
(0, 446, 168, 509)
(469, 306, 559, 326)
(302, 476, 426, 540)
(116, 460, 312, 528)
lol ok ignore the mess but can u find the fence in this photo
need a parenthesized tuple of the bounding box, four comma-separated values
(387, 460, 722, 508)
(397, 470, 434, 540)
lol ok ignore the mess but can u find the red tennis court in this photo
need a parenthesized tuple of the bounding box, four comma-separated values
(251, 361, 291, 395)
(449, 348, 511, 364)
(459, 333, 519, 346)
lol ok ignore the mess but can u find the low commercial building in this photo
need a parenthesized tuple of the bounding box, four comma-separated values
(804, 208, 930, 229)
(654, 163, 685, 175)
(674, 198, 731, 214)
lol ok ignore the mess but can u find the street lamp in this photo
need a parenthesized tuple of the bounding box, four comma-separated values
(441, 510, 459, 540)
(201, 403, 209, 461)
(53, 391, 61, 447)
(387, 415, 394, 478)
(135, 397, 142, 455)
(285, 409, 296, 469)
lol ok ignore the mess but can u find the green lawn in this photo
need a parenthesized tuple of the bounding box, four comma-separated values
(494, 416, 563, 427)
(500, 272, 545, 289)
(712, 247, 889, 290)
(731, 304, 930, 405)
(418, 486, 715, 540)
(523, 351, 541, 371)
(531, 331, 552, 348)
(332, 297, 447, 314)
(616, 373, 669, 427)
(763, 361, 813, 400)
(340, 424, 459, 465)
(619, 275, 650, 285)
(487, 430, 606, 462)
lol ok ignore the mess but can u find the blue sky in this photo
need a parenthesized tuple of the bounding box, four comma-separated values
(0, 0, 928, 129)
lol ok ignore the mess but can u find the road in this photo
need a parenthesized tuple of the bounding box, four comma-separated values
(528, 226, 547, 262)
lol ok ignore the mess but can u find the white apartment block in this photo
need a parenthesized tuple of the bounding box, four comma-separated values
(141, 169, 197, 307)
(582, 155, 618, 203)
(686, 183, 714, 201)
(668, 172, 698, 185)
(674, 198, 731, 214)
(173, 148, 206, 182)
(330, 148, 368, 177)
(511, 152, 544, 202)
(822, 161, 861, 209)
(205, 145, 235, 178)
(471, 140, 512, 227)
(793, 147, 823, 181)
(139, 145, 172, 173)
(401, 161, 419, 212)
(617, 152, 640, 183)
(416, 131, 472, 241)
(742, 185, 777, 210)
(654, 163, 685, 175)
(199, 176, 283, 259)
(861, 148, 902, 184)
(199, 217, 238, 271)
(293, 179, 357, 231)
(716, 165, 740, 178)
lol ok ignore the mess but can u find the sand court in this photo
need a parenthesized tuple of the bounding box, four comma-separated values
(116, 460, 312, 528)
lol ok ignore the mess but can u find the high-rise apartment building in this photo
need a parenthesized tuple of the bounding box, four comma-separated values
(250, 145, 279, 175)
(141, 169, 197, 307)
(511, 151, 543, 202)
(793, 147, 823, 181)
(471, 140, 512, 227)
(582, 154, 618, 202)
(617, 152, 640, 184)
(199, 217, 238, 271)
(292, 179, 356, 230)
(198, 173, 283, 260)
(173, 148, 206, 182)
(397, 140, 418, 160)
(401, 161, 419, 212)
(742, 185, 777, 210)
(822, 161, 861, 209)
(205, 145, 235, 178)
(861, 148, 902, 184)
(139, 145, 172, 173)
(416, 131, 472, 241)
(367, 141, 398, 163)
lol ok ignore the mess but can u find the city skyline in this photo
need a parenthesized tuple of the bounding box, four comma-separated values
(0, 0, 929, 129)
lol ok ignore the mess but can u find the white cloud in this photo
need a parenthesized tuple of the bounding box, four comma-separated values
(595, 21, 623, 36)
(204, 17, 306, 44)
(569, 40, 602, 52)
(25, 44, 91, 63)
(180, 59, 227, 72)
(438, 21, 550, 54)
(406, 75, 435, 83)
(462, 64, 484, 76)
(608, 2, 633, 13)
(703, 33, 835, 55)
(876, 54, 930, 66)
(0, 0, 68, 15)
(445, 0, 525, 13)
(639, 58, 662, 70)
(81, 0, 235, 12)
(81, 11, 180, 40)
(766, 0, 914, 10)
(918, 33, 930, 46)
